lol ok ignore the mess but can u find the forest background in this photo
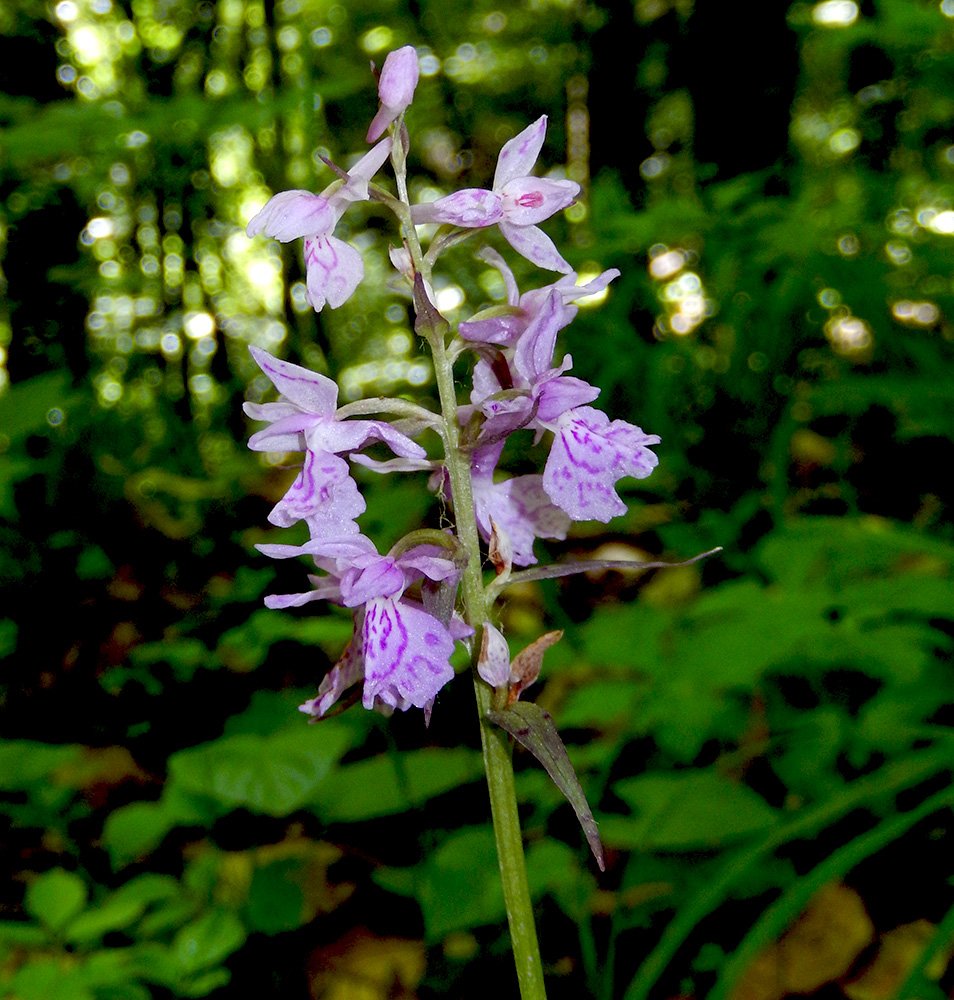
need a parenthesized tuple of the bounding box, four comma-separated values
(2, 0, 954, 998)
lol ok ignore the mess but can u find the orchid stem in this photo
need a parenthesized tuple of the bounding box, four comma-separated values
(428, 329, 548, 1000)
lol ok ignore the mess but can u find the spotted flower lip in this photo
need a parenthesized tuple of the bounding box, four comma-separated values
(284, 537, 471, 719)
(410, 116, 580, 273)
(542, 406, 661, 523)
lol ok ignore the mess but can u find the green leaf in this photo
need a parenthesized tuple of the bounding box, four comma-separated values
(0, 371, 86, 441)
(488, 702, 604, 871)
(171, 910, 246, 975)
(375, 827, 595, 941)
(0, 741, 80, 791)
(168, 723, 353, 816)
(246, 859, 305, 934)
(606, 771, 778, 850)
(7, 957, 96, 1000)
(63, 875, 179, 944)
(24, 869, 87, 931)
(313, 747, 484, 823)
(0, 618, 17, 658)
(0, 922, 49, 946)
(214, 608, 353, 672)
(376, 826, 502, 940)
(102, 791, 214, 869)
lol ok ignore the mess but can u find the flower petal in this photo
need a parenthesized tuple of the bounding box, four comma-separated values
(267, 450, 367, 531)
(477, 623, 512, 688)
(304, 235, 365, 311)
(246, 190, 336, 242)
(410, 189, 503, 228)
(249, 346, 339, 414)
(543, 407, 661, 522)
(333, 137, 393, 205)
(499, 176, 579, 227)
(498, 221, 574, 274)
(361, 597, 456, 710)
(492, 115, 547, 190)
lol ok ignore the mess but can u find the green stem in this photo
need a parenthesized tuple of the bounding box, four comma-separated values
(429, 332, 547, 1000)
(387, 126, 546, 998)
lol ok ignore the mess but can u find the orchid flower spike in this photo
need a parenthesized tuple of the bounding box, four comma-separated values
(367, 45, 420, 142)
(410, 116, 580, 273)
(246, 138, 393, 311)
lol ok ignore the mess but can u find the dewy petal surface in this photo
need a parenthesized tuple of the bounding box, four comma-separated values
(543, 406, 661, 522)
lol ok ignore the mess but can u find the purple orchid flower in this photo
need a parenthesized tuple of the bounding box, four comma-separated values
(470, 441, 570, 566)
(367, 45, 420, 142)
(460, 247, 620, 345)
(279, 537, 470, 718)
(541, 406, 661, 523)
(244, 346, 425, 537)
(410, 116, 580, 273)
(246, 138, 393, 311)
(468, 288, 599, 445)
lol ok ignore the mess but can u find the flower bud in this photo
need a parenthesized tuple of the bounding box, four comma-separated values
(367, 45, 420, 142)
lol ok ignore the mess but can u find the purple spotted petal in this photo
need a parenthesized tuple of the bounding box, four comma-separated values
(498, 221, 574, 274)
(249, 346, 338, 414)
(543, 406, 661, 522)
(246, 190, 337, 243)
(361, 597, 456, 710)
(512, 289, 565, 383)
(475, 473, 570, 566)
(304, 235, 365, 311)
(498, 176, 580, 227)
(299, 632, 365, 718)
(492, 116, 547, 190)
(268, 450, 366, 531)
(410, 189, 503, 228)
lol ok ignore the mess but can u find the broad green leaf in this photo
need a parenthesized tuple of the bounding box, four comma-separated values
(103, 791, 214, 869)
(375, 826, 502, 941)
(557, 679, 644, 729)
(171, 910, 246, 975)
(0, 741, 80, 791)
(0, 371, 86, 441)
(607, 771, 778, 850)
(214, 608, 352, 672)
(246, 859, 305, 934)
(488, 702, 604, 871)
(8, 957, 96, 1000)
(64, 875, 179, 943)
(0, 922, 48, 946)
(168, 723, 353, 816)
(312, 747, 484, 823)
(375, 827, 595, 941)
(25, 869, 87, 931)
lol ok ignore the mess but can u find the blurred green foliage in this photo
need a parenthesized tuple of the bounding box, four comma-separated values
(2, 0, 954, 998)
